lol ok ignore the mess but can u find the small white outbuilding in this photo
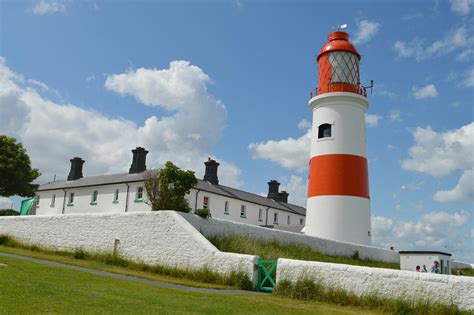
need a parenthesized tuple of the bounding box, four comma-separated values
(399, 251, 452, 275)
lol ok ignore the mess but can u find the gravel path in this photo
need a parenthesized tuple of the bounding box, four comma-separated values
(0, 252, 262, 295)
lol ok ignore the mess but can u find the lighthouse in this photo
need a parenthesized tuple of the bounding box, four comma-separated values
(305, 30, 372, 246)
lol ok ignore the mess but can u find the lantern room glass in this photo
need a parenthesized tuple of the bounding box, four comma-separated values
(328, 51, 359, 86)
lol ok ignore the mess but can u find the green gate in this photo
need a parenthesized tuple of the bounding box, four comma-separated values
(257, 259, 277, 292)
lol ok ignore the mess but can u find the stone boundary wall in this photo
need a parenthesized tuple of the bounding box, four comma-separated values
(277, 258, 474, 311)
(0, 211, 258, 283)
(181, 213, 399, 263)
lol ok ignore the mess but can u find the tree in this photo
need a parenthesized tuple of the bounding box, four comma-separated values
(144, 161, 197, 212)
(0, 135, 40, 197)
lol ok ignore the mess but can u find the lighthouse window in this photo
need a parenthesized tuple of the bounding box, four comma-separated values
(318, 123, 332, 139)
(329, 51, 359, 86)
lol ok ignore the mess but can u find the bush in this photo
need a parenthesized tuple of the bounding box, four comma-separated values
(195, 208, 212, 219)
(352, 250, 360, 260)
(73, 248, 87, 259)
(0, 209, 19, 216)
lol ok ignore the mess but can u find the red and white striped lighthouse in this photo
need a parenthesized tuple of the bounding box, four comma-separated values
(305, 30, 372, 245)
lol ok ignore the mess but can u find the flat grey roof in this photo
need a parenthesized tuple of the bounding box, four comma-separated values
(399, 251, 452, 256)
(38, 172, 306, 216)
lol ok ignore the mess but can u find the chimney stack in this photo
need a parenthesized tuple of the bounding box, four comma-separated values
(267, 180, 289, 203)
(203, 157, 219, 185)
(129, 147, 148, 174)
(67, 157, 85, 181)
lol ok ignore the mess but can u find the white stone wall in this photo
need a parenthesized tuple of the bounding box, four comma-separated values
(277, 258, 474, 311)
(0, 211, 258, 282)
(181, 213, 399, 263)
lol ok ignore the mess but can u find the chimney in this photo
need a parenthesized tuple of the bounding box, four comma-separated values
(67, 157, 85, 181)
(267, 180, 280, 199)
(278, 191, 289, 203)
(129, 147, 149, 174)
(203, 157, 219, 185)
(267, 180, 289, 203)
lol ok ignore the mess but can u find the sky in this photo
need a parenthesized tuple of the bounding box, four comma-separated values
(0, 0, 472, 261)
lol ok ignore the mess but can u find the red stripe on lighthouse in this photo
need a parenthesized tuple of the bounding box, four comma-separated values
(307, 154, 369, 199)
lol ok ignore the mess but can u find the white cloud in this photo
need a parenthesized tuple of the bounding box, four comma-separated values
(412, 84, 438, 100)
(394, 26, 474, 62)
(0, 197, 13, 209)
(387, 144, 398, 150)
(401, 123, 474, 177)
(32, 0, 66, 15)
(280, 175, 307, 207)
(248, 129, 311, 172)
(451, 0, 474, 15)
(353, 20, 381, 45)
(464, 67, 474, 87)
(298, 119, 311, 130)
(0, 57, 243, 188)
(389, 110, 402, 122)
(373, 210, 472, 260)
(433, 169, 474, 202)
(365, 114, 382, 127)
(400, 181, 424, 191)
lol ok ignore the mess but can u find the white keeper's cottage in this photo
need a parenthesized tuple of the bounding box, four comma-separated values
(34, 147, 306, 229)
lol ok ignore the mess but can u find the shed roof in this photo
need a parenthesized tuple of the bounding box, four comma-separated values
(399, 251, 452, 256)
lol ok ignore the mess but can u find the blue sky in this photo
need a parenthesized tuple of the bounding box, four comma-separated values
(0, 0, 472, 261)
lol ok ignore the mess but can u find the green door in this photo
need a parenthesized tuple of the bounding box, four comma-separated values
(257, 259, 277, 292)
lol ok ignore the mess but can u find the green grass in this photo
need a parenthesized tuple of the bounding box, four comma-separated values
(0, 235, 251, 290)
(208, 234, 400, 269)
(453, 268, 474, 277)
(0, 255, 383, 314)
(275, 278, 468, 315)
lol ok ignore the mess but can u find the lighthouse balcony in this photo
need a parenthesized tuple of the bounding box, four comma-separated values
(309, 84, 367, 99)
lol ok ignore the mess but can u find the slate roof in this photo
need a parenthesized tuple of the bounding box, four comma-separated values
(38, 172, 306, 216)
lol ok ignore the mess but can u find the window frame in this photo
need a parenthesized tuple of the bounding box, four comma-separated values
(224, 201, 229, 215)
(240, 205, 246, 218)
(113, 189, 119, 203)
(67, 192, 74, 206)
(287, 215, 290, 225)
(258, 209, 263, 221)
(135, 186, 144, 202)
(50, 194, 56, 207)
(300, 218, 304, 225)
(90, 190, 98, 205)
(203, 196, 209, 209)
(317, 123, 333, 140)
(273, 212, 278, 225)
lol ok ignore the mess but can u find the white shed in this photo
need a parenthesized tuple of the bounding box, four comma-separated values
(399, 251, 452, 275)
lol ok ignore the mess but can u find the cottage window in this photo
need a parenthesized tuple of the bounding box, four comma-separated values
(68, 192, 74, 205)
(287, 215, 290, 225)
(258, 209, 263, 221)
(136, 187, 143, 200)
(273, 212, 278, 224)
(224, 201, 229, 214)
(203, 196, 209, 209)
(113, 189, 119, 203)
(51, 194, 56, 207)
(240, 205, 246, 218)
(300, 218, 304, 225)
(91, 191, 98, 204)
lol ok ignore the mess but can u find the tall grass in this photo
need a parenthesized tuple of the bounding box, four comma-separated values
(0, 235, 253, 290)
(208, 234, 400, 269)
(275, 277, 467, 315)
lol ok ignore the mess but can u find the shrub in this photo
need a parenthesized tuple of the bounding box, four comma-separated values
(0, 209, 19, 216)
(73, 248, 87, 259)
(352, 250, 360, 260)
(195, 208, 212, 219)
(229, 271, 253, 290)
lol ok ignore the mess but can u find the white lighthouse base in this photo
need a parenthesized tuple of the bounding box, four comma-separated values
(305, 195, 372, 246)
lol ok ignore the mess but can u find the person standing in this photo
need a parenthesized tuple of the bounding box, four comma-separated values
(431, 261, 440, 273)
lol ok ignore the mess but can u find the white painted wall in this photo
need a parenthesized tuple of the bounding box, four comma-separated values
(0, 211, 258, 283)
(277, 258, 474, 311)
(36, 184, 305, 228)
(400, 253, 452, 275)
(309, 92, 368, 158)
(306, 196, 371, 245)
(181, 213, 399, 263)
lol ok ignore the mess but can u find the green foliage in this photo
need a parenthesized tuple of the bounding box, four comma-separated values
(352, 250, 360, 260)
(275, 277, 466, 315)
(0, 209, 19, 216)
(144, 161, 197, 212)
(208, 234, 400, 269)
(73, 248, 87, 259)
(0, 135, 40, 197)
(196, 208, 212, 219)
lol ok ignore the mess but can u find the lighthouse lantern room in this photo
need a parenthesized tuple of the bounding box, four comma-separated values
(305, 30, 372, 246)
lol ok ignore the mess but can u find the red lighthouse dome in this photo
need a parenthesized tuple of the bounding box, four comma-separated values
(315, 31, 366, 96)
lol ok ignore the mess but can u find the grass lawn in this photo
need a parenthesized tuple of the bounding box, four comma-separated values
(0, 245, 229, 290)
(0, 255, 384, 315)
(208, 235, 400, 269)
